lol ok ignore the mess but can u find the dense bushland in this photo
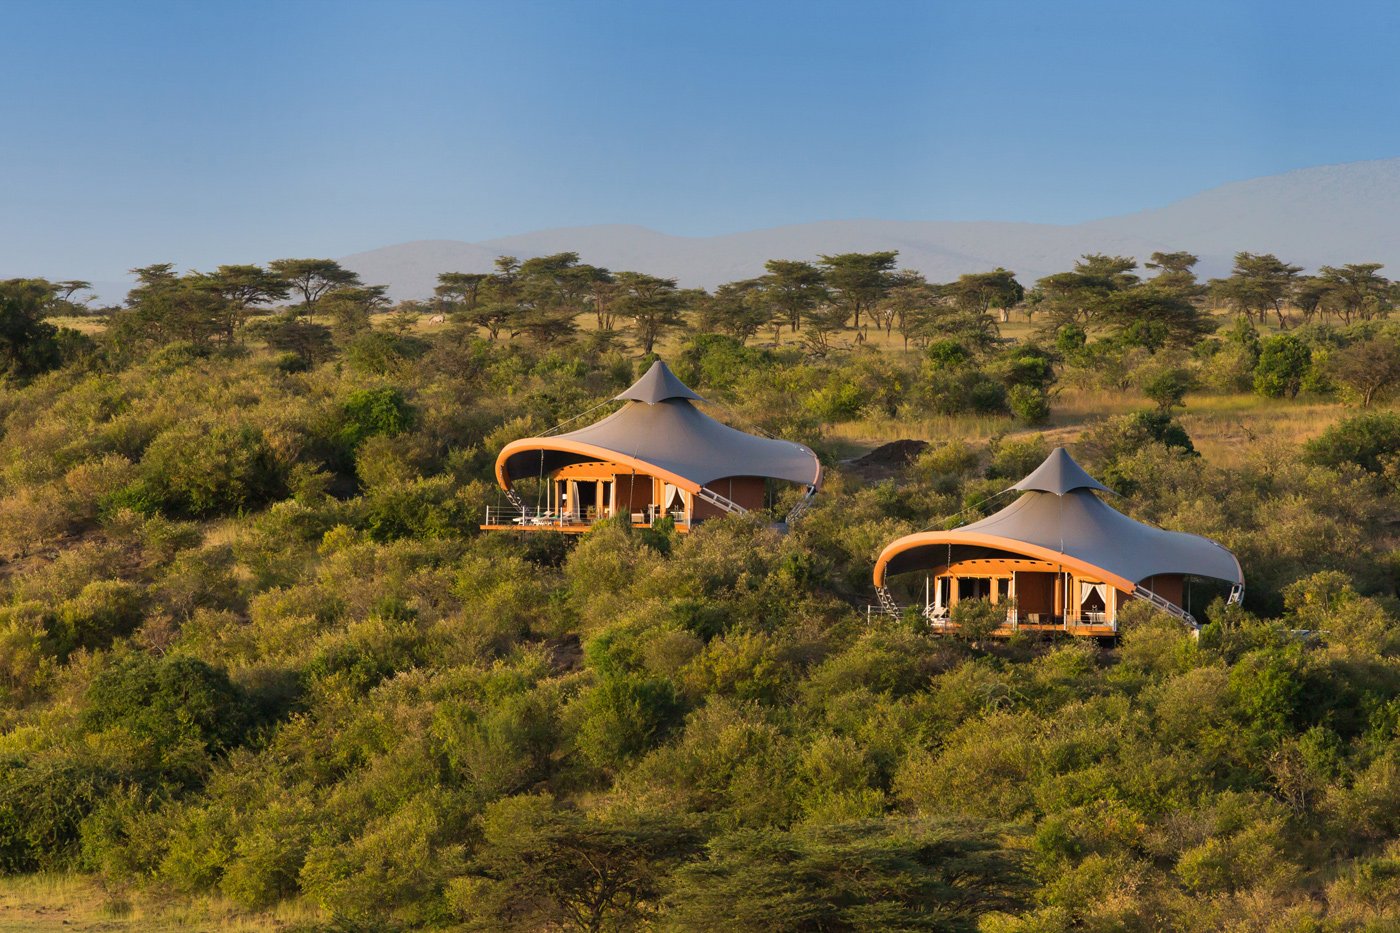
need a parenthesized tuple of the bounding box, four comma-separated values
(0, 252, 1399, 929)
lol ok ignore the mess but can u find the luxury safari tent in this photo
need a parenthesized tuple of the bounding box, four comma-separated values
(872, 447, 1243, 636)
(484, 361, 822, 533)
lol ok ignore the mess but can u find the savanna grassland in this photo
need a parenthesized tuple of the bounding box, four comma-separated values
(1, 250, 1399, 931)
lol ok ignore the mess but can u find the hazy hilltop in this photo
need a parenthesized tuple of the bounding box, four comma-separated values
(1084, 158, 1400, 266)
(341, 158, 1400, 299)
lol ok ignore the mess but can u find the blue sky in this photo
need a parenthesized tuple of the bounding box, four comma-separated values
(3, 0, 1400, 280)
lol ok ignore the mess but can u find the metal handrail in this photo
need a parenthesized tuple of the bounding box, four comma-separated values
(483, 504, 690, 529)
(694, 486, 747, 515)
(1131, 585, 1198, 628)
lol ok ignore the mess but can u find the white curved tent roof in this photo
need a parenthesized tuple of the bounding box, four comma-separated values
(497, 361, 822, 493)
(876, 447, 1242, 590)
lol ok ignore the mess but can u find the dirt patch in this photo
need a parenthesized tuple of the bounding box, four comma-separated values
(841, 439, 928, 482)
(545, 633, 584, 673)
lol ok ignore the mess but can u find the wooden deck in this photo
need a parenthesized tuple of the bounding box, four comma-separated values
(480, 520, 691, 535)
(481, 505, 691, 534)
(922, 619, 1118, 638)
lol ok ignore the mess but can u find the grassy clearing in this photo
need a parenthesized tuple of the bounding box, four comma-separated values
(825, 385, 1356, 466)
(46, 314, 108, 336)
(1180, 393, 1349, 465)
(0, 873, 324, 932)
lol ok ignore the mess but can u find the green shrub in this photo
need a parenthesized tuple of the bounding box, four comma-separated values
(1254, 333, 1311, 398)
(806, 378, 868, 422)
(1304, 410, 1400, 474)
(343, 330, 429, 375)
(576, 673, 682, 772)
(81, 653, 253, 780)
(0, 757, 116, 872)
(360, 476, 471, 541)
(340, 386, 415, 449)
(298, 794, 461, 925)
(1141, 366, 1195, 411)
(1008, 384, 1050, 424)
(986, 435, 1049, 480)
(952, 597, 1004, 644)
(52, 579, 144, 656)
(116, 421, 285, 518)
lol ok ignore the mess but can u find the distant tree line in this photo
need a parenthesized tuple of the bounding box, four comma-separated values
(5, 245, 1400, 416)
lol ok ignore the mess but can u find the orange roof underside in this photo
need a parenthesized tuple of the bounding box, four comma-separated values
(873, 530, 1138, 592)
(495, 438, 707, 495)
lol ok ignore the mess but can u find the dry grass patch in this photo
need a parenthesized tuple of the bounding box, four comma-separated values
(0, 874, 323, 933)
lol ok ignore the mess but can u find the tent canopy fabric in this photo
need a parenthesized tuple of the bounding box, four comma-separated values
(874, 447, 1242, 590)
(614, 360, 705, 403)
(1012, 446, 1112, 495)
(497, 361, 822, 493)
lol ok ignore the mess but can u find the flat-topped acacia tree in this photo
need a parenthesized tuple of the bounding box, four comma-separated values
(268, 258, 361, 316)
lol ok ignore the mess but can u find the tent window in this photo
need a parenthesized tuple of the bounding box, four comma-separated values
(1079, 581, 1107, 613)
(957, 578, 991, 602)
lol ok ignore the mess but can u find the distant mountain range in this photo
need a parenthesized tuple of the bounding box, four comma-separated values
(68, 159, 1400, 305)
(337, 158, 1400, 300)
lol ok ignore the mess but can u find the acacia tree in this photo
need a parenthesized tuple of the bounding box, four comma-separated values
(1333, 334, 1400, 407)
(462, 795, 700, 932)
(1316, 263, 1391, 323)
(701, 278, 770, 344)
(512, 252, 611, 345)
(434, 272, 491, 314)
(0, 279, 67, 378)
(1292, 275, 1331, 325)
(885, 279, 943, 349)
(201, 264, 290, 342)
(1033, 254, 1138, 332)
(320, 285, 390, 338)
(113, 264, 229, 349)
(1100, 284, 1216, 349)
(944, 268, 1025, 324)
(613, 272, 685, 353)
(761, 259, 827, 332)
(445, 258, 525, 340)
(869, 269, 928, 336)
(818, 251, 898, 331)
(267, 258, 361, 316)
(36, 280, 94, 318)
(663, 818, 1027, 930)
(1209, 252, 1302, 328)
(1144, 251, 1204, 295)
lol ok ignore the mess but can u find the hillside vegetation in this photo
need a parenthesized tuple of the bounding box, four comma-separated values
(1, 249, 1399, 930)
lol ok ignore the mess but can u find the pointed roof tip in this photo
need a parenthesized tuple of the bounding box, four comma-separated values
(614, 360, 705, 404)
(1012, 446, 1112, 495)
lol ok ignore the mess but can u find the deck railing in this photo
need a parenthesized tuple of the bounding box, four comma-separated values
(921, 608, 1117, 632)
(483, 505, 689, 530)
(863, 601, 1120, 635)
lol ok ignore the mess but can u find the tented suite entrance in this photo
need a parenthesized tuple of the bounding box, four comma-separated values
(872, 447, 1245, 636)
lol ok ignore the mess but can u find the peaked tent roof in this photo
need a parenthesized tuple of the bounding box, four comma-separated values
(1012, 446, 1112, 495)
(615, 360, 705, 403)
(874, 447, 1241, 591)
(496, 362, 821, 494)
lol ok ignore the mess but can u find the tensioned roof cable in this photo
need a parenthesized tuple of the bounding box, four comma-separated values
(921, 484, 1019, 533)
(541, 397, 618, 437)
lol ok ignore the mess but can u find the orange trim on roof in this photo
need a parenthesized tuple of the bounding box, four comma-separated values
(495, 438, 706, 496)
(872, 530, 1137, 592)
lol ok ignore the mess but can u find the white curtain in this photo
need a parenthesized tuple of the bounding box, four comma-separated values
(1079, 582, 1108, 606)
(664, 484, 684, 510)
